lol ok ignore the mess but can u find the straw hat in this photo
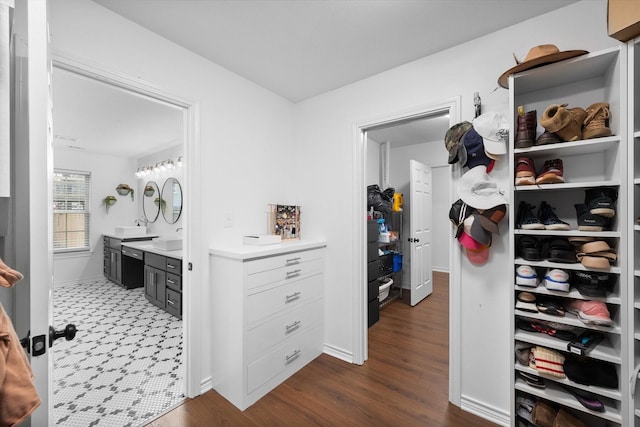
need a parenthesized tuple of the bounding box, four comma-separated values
(498, 44, 588, 88)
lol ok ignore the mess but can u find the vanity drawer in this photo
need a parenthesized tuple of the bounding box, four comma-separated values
(246, 298, 322, 362)
(165, 287, 182, 318)
(247, 258, 323, 291)
(247, 323, 322, 394)
(122, 246, 144, 260)
(245, 248, 323, 276)
(146, 252, 166, 270)
(246, 273, 323, 325)
(166, 257, 182, 274)
(166, 273, 181, 291)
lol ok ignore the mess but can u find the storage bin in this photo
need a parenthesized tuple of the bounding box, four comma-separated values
(378, 278, 393, 302)
(393, 253, 403, 272)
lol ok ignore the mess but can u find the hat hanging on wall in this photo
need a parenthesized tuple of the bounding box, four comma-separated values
(457, 165, 508, 210)
(444, 121, 472, 165)
(498, 44, 588, 88)
(473, 112, 510, 158)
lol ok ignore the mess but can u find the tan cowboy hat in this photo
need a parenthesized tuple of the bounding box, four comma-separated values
(498, 44, 588, 88)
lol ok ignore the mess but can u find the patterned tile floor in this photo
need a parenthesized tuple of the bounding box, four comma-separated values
(53, 278, 184, 427)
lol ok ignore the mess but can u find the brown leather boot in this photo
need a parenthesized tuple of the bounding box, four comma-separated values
(515, 110, 537, 148)
(583, 102, 612, 139)
(541, 104, 587, 142)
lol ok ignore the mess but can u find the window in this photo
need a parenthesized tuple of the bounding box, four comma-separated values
(53, 170, 91, 252)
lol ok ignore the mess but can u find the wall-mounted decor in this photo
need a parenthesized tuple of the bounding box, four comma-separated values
(102, 195, 117, 213)
(268, 204, 300, 240)
(116, 183, 134, 201)
(143, 181, 160, 223)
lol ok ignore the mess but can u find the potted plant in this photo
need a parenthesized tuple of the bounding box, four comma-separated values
(116, 183, 134, 201)
(102, 195, 117, 213)
(154, 197, 166, 214)
(144, 185, 155, 197)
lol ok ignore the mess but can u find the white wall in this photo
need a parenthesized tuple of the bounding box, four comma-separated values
(293, 0, 618, 420)
(389, 140, 450, 272)
(366, 138, 380, 188)
(53, 148, 137, 284)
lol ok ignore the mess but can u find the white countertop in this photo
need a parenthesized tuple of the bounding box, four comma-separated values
(122, 240, 183, 259)
(209, 239, 326, 261)
(103, 233, 159, 241)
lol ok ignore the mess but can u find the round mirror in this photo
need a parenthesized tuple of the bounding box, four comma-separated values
(142, 181, 160, 223)
(161, 177, 183, 224)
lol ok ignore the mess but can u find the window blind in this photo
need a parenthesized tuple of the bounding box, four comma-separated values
(53, 169, 91, 252)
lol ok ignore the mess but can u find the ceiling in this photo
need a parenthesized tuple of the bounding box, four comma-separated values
(93, 0, 578, 103)
(54, 1, 579, 156)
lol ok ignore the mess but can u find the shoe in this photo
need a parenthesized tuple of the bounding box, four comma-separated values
(540, 238, 577, 263)
(583, 102, 612, 140)
(543, 268, 570, 292)
(515, 265, 539, 287)
(515, 157, 536, 185)
(515, 108, 537, 148)
(573, 270, 611, 298)
(565, 300, 612, 326)
(534, 131, 562, 146)
(584, 187, 617, 218)
(535, 159, 564, 184)
(540, 103, 587, 142)
(517, 235, 542, 261)
(538, 201, 570, 230)
(574, 204, 607, 231)
(536, 298, 565, 316)
(517, 201, 544, 230)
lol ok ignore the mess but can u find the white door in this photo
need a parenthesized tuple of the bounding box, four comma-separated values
(13, 1, 53, 425)
(409, 160, 432, 306)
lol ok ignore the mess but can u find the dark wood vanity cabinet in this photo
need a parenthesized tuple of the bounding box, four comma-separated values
(144, 252, 182, 319)
(103, 236, 122, 285)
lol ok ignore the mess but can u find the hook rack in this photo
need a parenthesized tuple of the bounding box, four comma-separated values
(473, 91, 482, 118)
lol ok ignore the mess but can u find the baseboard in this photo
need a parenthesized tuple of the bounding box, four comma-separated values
(200, 376, 213, 395)
(323, 343, 354, 364)
(460, 395, 510, 427)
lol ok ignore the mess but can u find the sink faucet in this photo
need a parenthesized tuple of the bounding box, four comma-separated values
(135, 218, 148, 227)
(176, 227, 183, 233)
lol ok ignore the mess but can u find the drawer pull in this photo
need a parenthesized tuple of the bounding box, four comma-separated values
(285, 291, 301, 302)
(285, 320, 301, 332)
(167, 278, 175, 285)
(286, 269, 301, 278)
(286, 257, 301, 265)
(285, 349, 301, 364)
(167, 264, 176, 269)
(167, 298, 176, 306)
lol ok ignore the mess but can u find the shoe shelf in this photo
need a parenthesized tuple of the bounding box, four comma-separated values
(515, 378, 622, 424)
(510, 45, 628, 427)
(515, 332, 621, 365)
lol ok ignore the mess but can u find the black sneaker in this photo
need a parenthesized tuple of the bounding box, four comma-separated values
(575, 204, 607, 231)
(573, 271, 611, 297)
(517, 201, 544, 230)
(538, 201, 570, 230)
(517, 235, 542, 261)
(585, 187, 617, 219)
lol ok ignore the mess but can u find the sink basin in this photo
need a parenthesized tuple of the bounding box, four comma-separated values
(153, 235, 183, 251)
(114, 225, 148, 237)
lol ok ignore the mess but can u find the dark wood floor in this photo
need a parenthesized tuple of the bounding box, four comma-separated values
(146, 272, 498, 427)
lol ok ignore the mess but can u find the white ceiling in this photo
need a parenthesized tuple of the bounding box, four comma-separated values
(54, 1, 579, 156)
(93, 0, 578, 103)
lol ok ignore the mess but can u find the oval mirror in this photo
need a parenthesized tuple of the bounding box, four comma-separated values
(142, 181, 160, 223)
(161, 177, 182, 224)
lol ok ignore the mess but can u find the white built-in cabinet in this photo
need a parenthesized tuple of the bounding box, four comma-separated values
(630, 36, 640, 425)
(509, 46, 629, 426)
(209, 240, 326, 411)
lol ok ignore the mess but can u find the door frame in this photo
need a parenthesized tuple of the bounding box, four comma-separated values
(352, 96, 462, 405)
(49, 49, 201, 396)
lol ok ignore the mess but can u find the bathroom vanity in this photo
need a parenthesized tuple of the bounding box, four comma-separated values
(102, 234, 157, 288)
(209, 239, 326, 410)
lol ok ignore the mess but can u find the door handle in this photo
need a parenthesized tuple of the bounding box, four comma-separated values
(49, 324, 77, 348)
(408, 238, 420, 243)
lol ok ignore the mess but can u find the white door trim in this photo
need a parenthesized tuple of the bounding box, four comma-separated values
(50, 49, 202, 399)
(351, 96, 462, 406)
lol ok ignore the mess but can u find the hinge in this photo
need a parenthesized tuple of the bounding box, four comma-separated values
(188, 262, 193, 271)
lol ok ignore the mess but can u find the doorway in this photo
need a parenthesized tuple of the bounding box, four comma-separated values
(50, 64, 187, 426)
(355, 97, 462, 402)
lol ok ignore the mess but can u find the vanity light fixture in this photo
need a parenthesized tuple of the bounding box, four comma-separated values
(135, 156, 183, 179)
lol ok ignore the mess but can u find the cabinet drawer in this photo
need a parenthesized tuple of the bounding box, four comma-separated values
(367, 241, 378, 262)
(367, 220, 379, 242)
(247, 258, 323, 291)
(108, 237, 122, 249)
(246, 298, 322, 362)
(166, 287, 182, 318)
(367, 280, 379, 302)
(166, 257, 182, 274)
(146, 252, 166, 270)
(122, 246, 144, 260)
(166, 273, 181, 291)
(247, 323, 322, 394)
(247, 273, 323, 325)
(367, 260, 380, 281)
(245, 248, 323, 276)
